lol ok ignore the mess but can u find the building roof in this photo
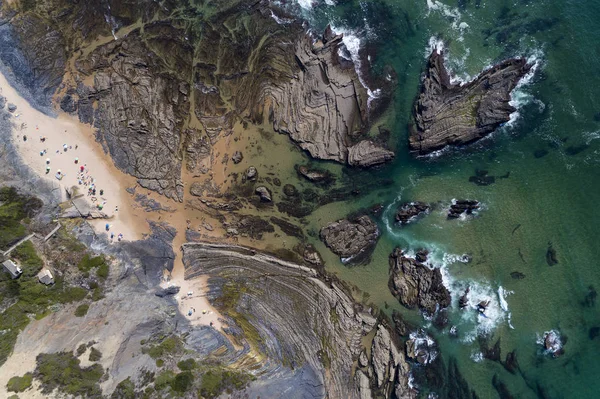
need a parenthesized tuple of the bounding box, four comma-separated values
(37, 269, 54, 285)
(2, 259, 22, 278)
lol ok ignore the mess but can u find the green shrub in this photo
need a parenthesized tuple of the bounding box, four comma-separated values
(96, 263, 109, 279)
(6, 373, 33, 392)
(89, 347, 102, 362)
(91, 287, 104, 302)
(170, 371, 193, 393)
(76, 344, 87, 357)
(12, 241, 43, 275)
(156, 359, 164, 367)
(35, 352, 104, 397)
(111, 377, 136, 399)
(177, 358, 197, 371)
(154, 370, 175, 389)
(0, 186, 41, 249)
(199, 368, 254, 398)
(147, 336, 182, 359)
(74, 304, 89, 317)
(59, 287, 88, 303)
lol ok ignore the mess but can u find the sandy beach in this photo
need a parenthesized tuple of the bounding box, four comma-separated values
(0, 69, 225, 331)
(1, 73, 145, 241)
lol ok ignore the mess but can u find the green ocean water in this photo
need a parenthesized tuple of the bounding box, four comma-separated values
(283, 0, 600, 397)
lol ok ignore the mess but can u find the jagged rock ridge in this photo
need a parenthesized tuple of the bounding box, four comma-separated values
(410, 49, 532, 154)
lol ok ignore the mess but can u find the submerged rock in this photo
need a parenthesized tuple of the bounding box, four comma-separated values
(510, 271, 526, 280)
(459, 286, 470, 309)
(410, 49, 532, 154)
(546, 241, 558, 266)
(320, 215, 380, 263)
(388, 248, 451, 315)
(396, 201, 430, 225)
(232, 151, 243, 164)
(448, 199, 480, 219)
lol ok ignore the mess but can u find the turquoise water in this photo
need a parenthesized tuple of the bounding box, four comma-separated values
(283, 0, 600, 397)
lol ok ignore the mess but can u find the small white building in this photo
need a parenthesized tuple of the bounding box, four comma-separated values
(2, 259, 22, 279)
(37, 269, 54, 285)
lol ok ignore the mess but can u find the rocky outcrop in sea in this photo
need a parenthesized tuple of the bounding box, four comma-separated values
(410, 49, 531, 154)
(388, 248, 451, 315)
(320, 215, 380, 263)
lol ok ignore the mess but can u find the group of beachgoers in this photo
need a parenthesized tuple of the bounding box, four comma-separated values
(32, 130, 124, 243)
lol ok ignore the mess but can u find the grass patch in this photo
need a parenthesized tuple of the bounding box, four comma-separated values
(78, 254, 107, 273)
(156, 358, 164, 367)
(96, 263, 109, 279)
(6, 372, 33, 392)
(74, 304, 89, 317)
(35, 352, 104, 397)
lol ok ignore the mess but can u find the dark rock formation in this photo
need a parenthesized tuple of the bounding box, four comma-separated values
(542, 330, 563, 357)
(392, 310, 417, 337)
(388, 248, 451, 315)
(448, 199, 479, 218)
(154, 285, 180, 297)
(182, 243, 415, 399)
(0, 95, 5, 109)
(410, 49, 532, 154)
(60, 92, 77, 113)
(245, 166, 257, 181)
(255, 186, 272, 202)
(396, 201, 430, 224)
(232, 151, 243, 164)
(347, 140, 395, 167)
(459, 286, 470, 309)
(503, 350, 519, 374)
(546, 241, 558, 266)
(320, 215, 379, 262)
(7, 103, 17, 112)
(406, 331, 438, 365)
(510, 271, 526, 279)
(589, 327, 599, 340)
(282, 183, 298, 197)
(270, 217, 304, 239)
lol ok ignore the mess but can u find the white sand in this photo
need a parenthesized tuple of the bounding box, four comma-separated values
(0, 72, 146, 241)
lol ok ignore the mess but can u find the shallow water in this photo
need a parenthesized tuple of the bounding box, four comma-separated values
(281, 0, 600, 397)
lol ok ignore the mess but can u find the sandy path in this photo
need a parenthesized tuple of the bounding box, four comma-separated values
(0, 72, 146, 241)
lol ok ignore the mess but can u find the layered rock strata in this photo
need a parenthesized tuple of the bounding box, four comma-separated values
(388, 248, 451, 315)
(410, 49, 531, 154)
(182, 243, 415, 398)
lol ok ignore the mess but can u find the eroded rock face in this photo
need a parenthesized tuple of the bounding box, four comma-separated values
(320, 215, 379, 262)
(347, 140, 395, 167)
(182, 243, 414, 398)
(410, 49, 532, 154)
(388, 248, 451, 315)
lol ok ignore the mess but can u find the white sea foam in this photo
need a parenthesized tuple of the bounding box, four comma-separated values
(507, 49, 544, 126)
(296, 0, 315, 10)
(330, 25, 382, 106)
(270, 10, 294, 24)
(470, 351, 484, 363)
(408, 330, 438, 364)
(425, 0, 469, 37)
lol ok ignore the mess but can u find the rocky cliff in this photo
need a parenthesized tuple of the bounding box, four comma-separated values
(0, 0, 394, 203)
(410, 49, 531, 154)
(183, 243, 416, 398)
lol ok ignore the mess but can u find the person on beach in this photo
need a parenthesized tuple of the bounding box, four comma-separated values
(105, 223, 110, 231)
(99, 189, 104, 196)
(45, 166, 50, 174)
(110, 232, 114, 241)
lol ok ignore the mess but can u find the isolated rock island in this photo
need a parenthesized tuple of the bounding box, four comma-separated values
(410, 49, 532, 154)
